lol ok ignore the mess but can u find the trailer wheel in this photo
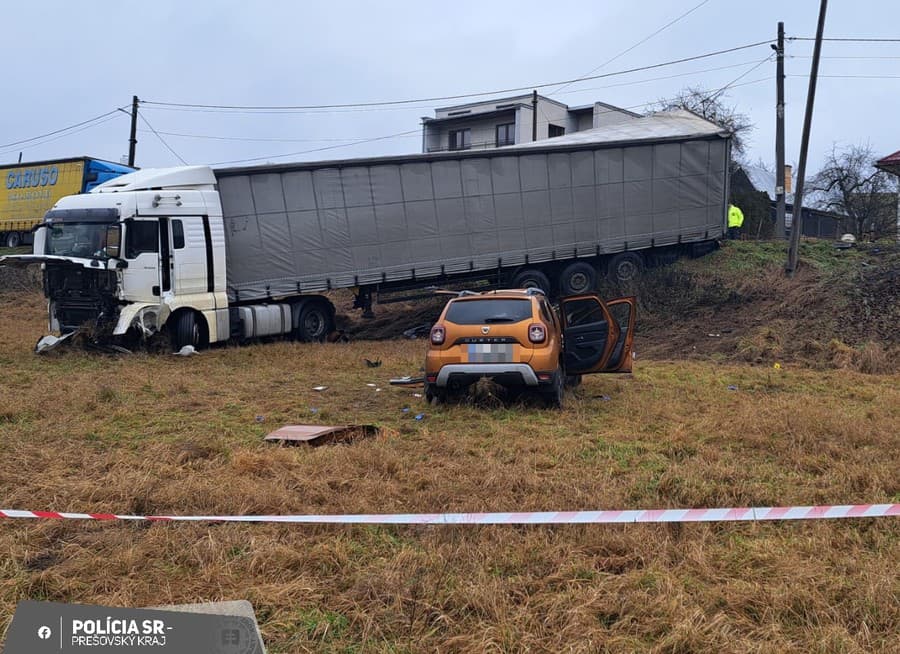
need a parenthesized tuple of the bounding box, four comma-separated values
(296, 301, 333, 342)
(607, 252, 643, 283)
(559, 261, 596, 295)
(512, 269, 551, 294)
(5, 232, 21, 248)
(172, 311, 201, 351)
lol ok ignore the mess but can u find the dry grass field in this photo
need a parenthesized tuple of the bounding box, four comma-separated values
(1, 244, 899, 652)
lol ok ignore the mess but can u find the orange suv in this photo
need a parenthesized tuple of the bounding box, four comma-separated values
(424, 289, 636, 407)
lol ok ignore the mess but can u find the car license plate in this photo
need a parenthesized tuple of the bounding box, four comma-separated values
(467, 343, 513, 363)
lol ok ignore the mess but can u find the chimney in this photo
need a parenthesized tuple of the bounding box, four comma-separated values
(784, 165, 793, 194)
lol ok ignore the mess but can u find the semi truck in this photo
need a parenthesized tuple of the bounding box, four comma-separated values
(1, 109, 730, 351)
(1, 157, 134, 248)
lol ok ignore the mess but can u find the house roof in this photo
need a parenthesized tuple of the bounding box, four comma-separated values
(738, 163, 829, 210)
(876, 149, 900, 174)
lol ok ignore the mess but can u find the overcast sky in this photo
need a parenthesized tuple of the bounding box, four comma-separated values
(2, 1, 898, 174)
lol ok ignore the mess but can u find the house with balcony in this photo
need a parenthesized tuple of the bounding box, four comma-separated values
(420, 93, 639, 153)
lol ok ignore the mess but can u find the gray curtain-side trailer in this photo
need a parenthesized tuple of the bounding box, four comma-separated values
(214, 109, 730, 306)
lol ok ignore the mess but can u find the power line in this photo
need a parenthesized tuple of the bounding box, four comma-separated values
(137, 111, 188, 165)
(136, 129, 418, 143)
(788, 36, 900, 42)
(0, 108, 124, 149)
(142, 39, 773, 113)
(209, 129, 421, 166)
(0, 113, 126, 159)
(551, 0, 712, 95)
(554, 58, 769, 96)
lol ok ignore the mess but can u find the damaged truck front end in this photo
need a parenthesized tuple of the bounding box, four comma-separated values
(0, 206, 137, 352)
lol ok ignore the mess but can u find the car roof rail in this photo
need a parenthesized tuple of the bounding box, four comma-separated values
(524, 287, 546, 296)
(457, 290, 479, 297)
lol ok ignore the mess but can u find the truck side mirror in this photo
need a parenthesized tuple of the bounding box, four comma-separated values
(106, 224, 121, 258)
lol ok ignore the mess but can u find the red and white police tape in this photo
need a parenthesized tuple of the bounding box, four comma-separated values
(1, 504, 898, 525)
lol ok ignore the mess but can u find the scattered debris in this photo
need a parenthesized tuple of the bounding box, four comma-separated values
(264, 424, 378, 446)
(375, 388, 382, 392)
(414, 413, 426, 421)
(255, 415, 265, 423)
(364, 358, 382, 368)
(312, 385, 328, 392)
(366, 383, 377, 387)
(309, 407, 319, 414)
(708, 333, 721, 338)
(34, 332, 76, 354)
(773, 362, 782, 370)
(327, 329, 350, 343)
(727, 385, 739, 391)
(401, 407, 410, 413)
(174, 345, 198, 357)
(390, 376, 425, 386)
(594, 394, 612, 402)
(403, 323, 432, 339)
(412, 393, 423, 398)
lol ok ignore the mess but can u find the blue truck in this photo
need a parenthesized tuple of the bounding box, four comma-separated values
(1, 157, 134, 248)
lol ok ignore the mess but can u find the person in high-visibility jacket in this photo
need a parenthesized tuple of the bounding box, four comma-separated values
(727, 203, 745, 240)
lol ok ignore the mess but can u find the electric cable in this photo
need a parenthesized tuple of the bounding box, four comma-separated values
(551, 0, 713, 95)
(137, 111, 188, 165)
(141, 39, 774, 112)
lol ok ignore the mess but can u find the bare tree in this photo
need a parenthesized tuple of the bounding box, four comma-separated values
(652, 86, 754, 163)
(811, 144, 898, 240)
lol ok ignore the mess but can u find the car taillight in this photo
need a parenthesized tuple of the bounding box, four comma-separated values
(430, 324, 446, 345)
(528, 323, 546, 343)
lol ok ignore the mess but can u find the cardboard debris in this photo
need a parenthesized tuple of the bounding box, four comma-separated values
(264, 424, 378, 445)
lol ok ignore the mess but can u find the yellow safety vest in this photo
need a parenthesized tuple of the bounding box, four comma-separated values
(728, 204, 744, 228)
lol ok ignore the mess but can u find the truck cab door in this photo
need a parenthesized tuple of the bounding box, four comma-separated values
(560, 294, 636, 375)
(121, 219, 162, 303)
(166, 217, 210, 297)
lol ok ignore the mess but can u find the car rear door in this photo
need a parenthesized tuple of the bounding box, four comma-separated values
(559, 294, 636, 374)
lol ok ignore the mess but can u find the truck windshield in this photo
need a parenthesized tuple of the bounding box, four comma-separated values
(445, 299, 533, 325)
(45, 223, 111, 260)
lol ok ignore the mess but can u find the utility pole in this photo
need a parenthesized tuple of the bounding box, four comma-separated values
(128, 95, 139, 167)
(786, 0, 827, 276)
(774, 22, 787, 239)
(531, 90, 538, 142)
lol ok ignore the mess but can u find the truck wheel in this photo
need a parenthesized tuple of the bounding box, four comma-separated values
(607, 252, 643, 283)
(296, 302, 333, 342)
(559, 261, 596, 295)
(6, 232, 21, 248)
(172, 311, 201, 351)
(512, 269, 551, 294)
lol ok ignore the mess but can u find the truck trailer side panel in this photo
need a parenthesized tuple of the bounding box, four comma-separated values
(217, 118, 728, 302)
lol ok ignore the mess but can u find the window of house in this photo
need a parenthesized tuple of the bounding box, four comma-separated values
(548, 124, 565, 138)
(496, 123, 515, 147)
(449, 128, 471, 151)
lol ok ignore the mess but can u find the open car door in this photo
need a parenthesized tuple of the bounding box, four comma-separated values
(560, 294, 636, 375)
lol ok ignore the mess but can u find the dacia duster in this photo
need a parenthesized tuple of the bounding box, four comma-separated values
(424, 289, 635, 407)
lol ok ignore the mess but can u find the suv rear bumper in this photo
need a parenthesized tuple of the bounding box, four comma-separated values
(434, 363, 539, 387)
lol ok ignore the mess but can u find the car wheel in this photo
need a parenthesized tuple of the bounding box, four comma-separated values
(541, 368, 565, 409)
(512, 268, 551, 295)
(607, 252, 643, 283)
(559, 261, 596, 295)
(6, 232, 21, 249)
(424, 382, 445, 405)
(564, 374, 582, 388)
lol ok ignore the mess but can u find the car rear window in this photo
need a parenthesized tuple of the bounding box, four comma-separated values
(445, 299, 533, 325)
